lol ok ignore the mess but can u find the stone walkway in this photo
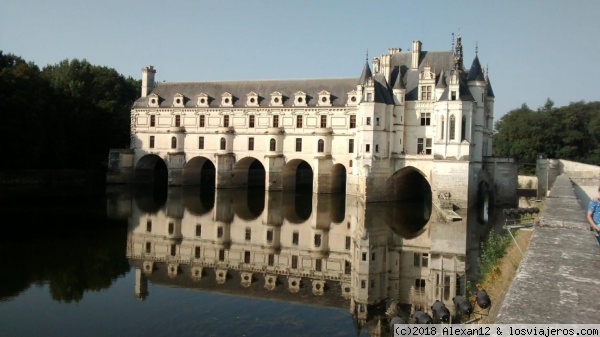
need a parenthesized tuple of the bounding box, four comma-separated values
(496, 175, 600, 323)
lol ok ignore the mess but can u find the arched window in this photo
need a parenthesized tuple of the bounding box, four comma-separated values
(440, 116, 445, 139)
(171, 136, 177, 149)
(317, 139, 324, 153)
(449, 115, 456, 140)
(461, 116, 467, 141)
(270, 138, 276, 151)
(220, 137, 226, 150)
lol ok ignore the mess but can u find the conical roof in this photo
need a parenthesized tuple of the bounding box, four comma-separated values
(436, 71, 447, 88)
(393, 71, 405, 90)
(358, 60, 373, 86)
(467, 55, 485, 81)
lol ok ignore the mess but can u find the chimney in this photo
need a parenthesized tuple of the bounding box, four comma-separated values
(411, 40, 422, 69)
(141, 65, 156, 97)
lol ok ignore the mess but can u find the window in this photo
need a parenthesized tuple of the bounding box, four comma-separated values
(296, 138, 302, 152)
(420, 112, 431, 126)
(170, 244, 177, 256)
(349, 160, 352, 167)
(345, 261, 351, 274)
(273, 115, 279, 127)
(462, 116, 467, 141)
(248, 137, 254, 151)
(244, 251, 251, 264)
(268, 254, 274, 266)
(366, 93, 372, 102)
(266, 229, 273, 243)
(350, 115, 356, 128)
(426, 138, 432, 154)
(451, 91, 457, 100)
(345, 236, 351, 250)
(145, 242, 151, 254)
(370, 280, 375, 288)
(417, 138, 431, 154)
(249, 115, 255, 128)
(316, 259, 322, 272)
(198, 136, 204, 149)
(314, 234, 321, 247)
(414, 253, 429, 267)
(223, 115, 229, 127)
(421, 85, 432, 100)
(175, 115, 181, 127)
(375, 144, 379, 153)
(440, 116, 445, 139)
(366, 117, 371, 126)
(292, 231, 299, 245)
(195, 224, 201, 237)
(195, 246, 201, 258)
(245, 227, 251, 241)
(149, 136, 155, 148)
(291, 255, 298, 269)
(220, 137, 226, 150)
(171, 137, 177, 149)
(317, 139, 324, 153)
(217, 226, 223, 238)
(366, 144, 370, 153)
(199, 115, 205, 127)
(444, 275, 451, 300)
(449, 115, 456, 140)
(376, 117, 380, 126)
(362, 252, 367, 261)
(361, 280, 366, 288)
(296, 115, 303, 128)
(146, 220, 152, 232)
(349, 139, 354, 153)
(219, 249, 225, 261)
(371, 252, 376, 261)
(320, 115, 327, 128)
(168, 222, 174, 235)
(415, 278, 426, 290)
(269, 138, 276, 151)
(150, 115, 156, 127)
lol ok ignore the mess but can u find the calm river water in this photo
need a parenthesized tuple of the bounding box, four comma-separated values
(0, 185, 500, 337)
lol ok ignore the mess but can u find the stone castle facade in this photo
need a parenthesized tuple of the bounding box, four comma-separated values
(108, 36, 516, 207)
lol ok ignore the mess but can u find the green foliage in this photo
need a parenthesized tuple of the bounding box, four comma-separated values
(0, 51, 140, 170)
(493, 99, 600, 173)
(478, 230, 512, 281)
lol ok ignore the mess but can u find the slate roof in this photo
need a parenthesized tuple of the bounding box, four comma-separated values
(133, 77, 358, 109)
(467, 55, 485, 82)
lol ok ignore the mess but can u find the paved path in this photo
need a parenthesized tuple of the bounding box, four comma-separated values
(496, 175, 600, 323)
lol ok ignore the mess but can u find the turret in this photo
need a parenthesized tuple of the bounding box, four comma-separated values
(141, 65, 156, 98)
(435, 71, 447, 101)
(392, 71, 406, 105)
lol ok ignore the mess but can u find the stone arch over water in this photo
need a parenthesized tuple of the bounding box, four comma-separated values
(232, 157, 266, 189)
(331, 163, 347, 194)
(283, 159, 313, 192)
(135, 154, 168, 186)
(182, 156, 216, 189)
(387, 166, 432, 202)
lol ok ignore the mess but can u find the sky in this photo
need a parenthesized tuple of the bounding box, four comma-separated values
(2, 0, 599, 122)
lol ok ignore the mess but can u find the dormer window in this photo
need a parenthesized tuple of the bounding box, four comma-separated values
(173, 93, 185, 107)
(221, 92, 233, 107)
(148, 93, 160, 107)
(197, 93, 209, 107)
(347, 90, 358, 106)
(246, 92, 259, 107)
(270, 91, 283, 106)
(318, 90, 331, 106)
(294, 91, 307, 106)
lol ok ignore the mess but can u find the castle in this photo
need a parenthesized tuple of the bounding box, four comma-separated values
(107, 35, 516, 207)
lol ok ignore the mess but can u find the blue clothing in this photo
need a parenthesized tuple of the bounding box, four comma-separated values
(588, 200, 600, 225)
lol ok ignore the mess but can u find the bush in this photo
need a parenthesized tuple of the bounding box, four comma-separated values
(478, 231, 513, 280)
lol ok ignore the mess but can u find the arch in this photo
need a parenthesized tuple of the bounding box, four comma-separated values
(171, 136, 177, 149)
(269, 138, 276, 151)
(387, 166, 432, 203)
(283, 190, 312, 224)
(134, 154, 168, 187)
(461, 116, 467, 141)
(232, 189, 265, 221)
(182, 156, 216, 189)
(477, 181, 490, 224)
(220, 137, 226, 150)
(449, 115, 456, 140)
(132, 184, 167, 213)
(331, 164, 347, 194)
(440, 116, 445, 140)
(232, 157, 266, 189)
(283, 159, 313, 192)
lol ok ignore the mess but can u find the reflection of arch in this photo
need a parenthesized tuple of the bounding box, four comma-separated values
(135, 154, 168, 187)
(331, 164, 347, 194)
(477, 181, 490, 224)
(183, 186, 215, 216)
(366, 200, 430, 239)
(232, 189, 265, 221)
(329, 193, 346, 224)
(232, 157, 265, 189)
(182, 156, 216, 188)
(282, 191, 312, 224)
(132, 184, 167, 213)
(283, 159, 313, 192)
(387, 166, 432, 202)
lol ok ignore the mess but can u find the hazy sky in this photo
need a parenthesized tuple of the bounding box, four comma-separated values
(2, 0, 599, 122)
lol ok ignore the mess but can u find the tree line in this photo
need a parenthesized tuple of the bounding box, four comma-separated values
(493, 99, 600, 173)
(0, 51, 139, 170)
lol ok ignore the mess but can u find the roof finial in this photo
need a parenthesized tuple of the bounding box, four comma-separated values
(475, 41, 479, 56)
(366, 49, 369, 63)
(451, 33, 455, 50)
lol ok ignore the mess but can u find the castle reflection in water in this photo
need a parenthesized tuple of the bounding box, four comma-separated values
(109, 186, 490, 335)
